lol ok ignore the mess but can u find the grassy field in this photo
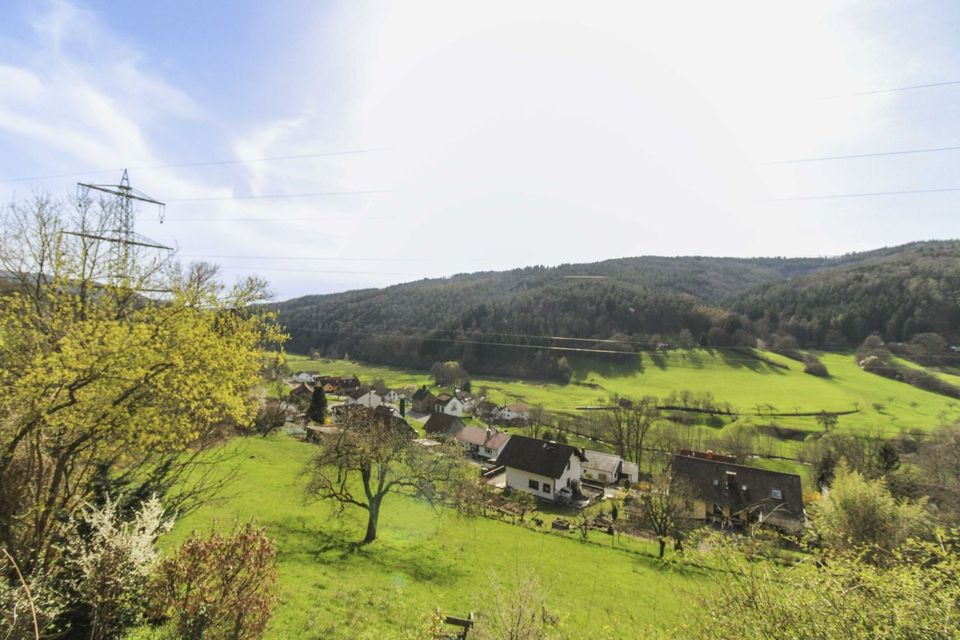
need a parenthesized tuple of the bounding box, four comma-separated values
(157, 435, 709, 639)
(287, 350, 960, 436)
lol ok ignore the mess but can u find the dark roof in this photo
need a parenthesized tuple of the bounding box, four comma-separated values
(435, 393, 454, 404)
(423, 413, 465, 436)
(412, 387, 433, 401)
(495, 435, 586, 479)
(670, 455, 805, 520)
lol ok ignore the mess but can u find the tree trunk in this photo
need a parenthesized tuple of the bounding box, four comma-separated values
(362, 497, 381, 544)
(658, 538, 666, 559)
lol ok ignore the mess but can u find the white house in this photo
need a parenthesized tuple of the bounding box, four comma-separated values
(581, 450, 640, 485)
(493, 403, 528, 422)
(433, 393, 464, 417)
(455, 426, 511, 460)
(383, 389, 406, 403)
(345, 389, 382, 408)
(495, 435, 586, 502)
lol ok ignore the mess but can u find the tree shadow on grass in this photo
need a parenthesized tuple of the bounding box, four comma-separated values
(268, 515, 465, 586)
(714, 348, 788, 375)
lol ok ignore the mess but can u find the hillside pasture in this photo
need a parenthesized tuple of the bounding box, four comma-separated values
(156, 435, 709, 639)
(286, 349, 960, 436)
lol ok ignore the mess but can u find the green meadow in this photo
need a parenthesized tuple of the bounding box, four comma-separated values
(287, 349, 960, 436)
(158, 435, 709, 639)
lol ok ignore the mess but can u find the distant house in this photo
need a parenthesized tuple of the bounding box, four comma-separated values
(292, 372, 315, 384)
(411, 386, 435, 413)
(581, 450, 639, 485)
(433, 393, 465, 417)
(456, 426, 511, 460)
(317, 375, 361, 394)
(494, 403, 528, 423)
(670, 454, 805, 533)
(423, 413, 466, 439)
(495, 435, 586, 501)
(289, 382, 315, 400)
(345, 389, 382, 408)
(454, 391, 477, 413)
(326, 405, 418, 439)
(473, 399, 497, 420)
(384, 389, 406, 403)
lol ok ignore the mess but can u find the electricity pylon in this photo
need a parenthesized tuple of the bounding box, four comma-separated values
(68, 169, 172, 282)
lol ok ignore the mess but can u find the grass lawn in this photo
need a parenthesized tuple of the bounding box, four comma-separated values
(286, 350, 960, 436)
(158, 435, 710, 639)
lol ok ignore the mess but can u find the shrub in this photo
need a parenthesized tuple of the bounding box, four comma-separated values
(802, 354, 829, 377)
(148, 523, 278, 640)
(59, 497, 173, 640)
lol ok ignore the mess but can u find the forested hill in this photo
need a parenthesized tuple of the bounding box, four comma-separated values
(274, 241, 960, 380)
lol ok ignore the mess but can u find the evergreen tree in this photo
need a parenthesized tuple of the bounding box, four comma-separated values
(306, 386, 327, 424)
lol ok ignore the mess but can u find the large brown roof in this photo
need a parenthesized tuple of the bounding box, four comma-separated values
(670, 455, 804, 520)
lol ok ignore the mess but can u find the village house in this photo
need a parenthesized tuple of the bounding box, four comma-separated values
(581, 450, 640, 485)
(411, 386, 435, 413)
(317, 375, 361, 394)
(423, 413, 466, 438)
(455, 426, 511, 460)
(291, 372, 315, 384)
(289, 382, 315, 401)
(495, 435, 586, 502)
(345, 389, 382, 408)
(383, 389, 406, 403)
(433, 393, 465, 416)
(326, 405, 418, 439)
(493, 403, 528, 423)
(670, 453, 805, 533)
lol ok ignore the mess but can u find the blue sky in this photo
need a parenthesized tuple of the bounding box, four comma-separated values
(1, 1, 959, 299)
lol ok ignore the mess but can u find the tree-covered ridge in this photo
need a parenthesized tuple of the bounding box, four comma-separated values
(735, 241, 960, 347)
(276, 241, 960, 379)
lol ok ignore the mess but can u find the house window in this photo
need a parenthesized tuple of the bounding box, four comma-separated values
(543, 483, 551, 494)
(528, 479, 540, 491)
(712, 479, 720, 487)
(771, 488, 783, 500)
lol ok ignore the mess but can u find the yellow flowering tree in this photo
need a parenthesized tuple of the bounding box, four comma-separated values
(0, 195, 285, 579)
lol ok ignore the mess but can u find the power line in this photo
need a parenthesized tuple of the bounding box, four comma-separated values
(217, 265, 415, 276)
(163, 215, 395, 223)
(765, 185, 960, 202)
(760, 144, 960, 165)
(821, 79, 960, 99)
(165, 189, 394, 203)
(0, 148, 390, 184)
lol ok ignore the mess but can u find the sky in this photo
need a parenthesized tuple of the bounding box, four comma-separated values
(1, 0, 959, 299)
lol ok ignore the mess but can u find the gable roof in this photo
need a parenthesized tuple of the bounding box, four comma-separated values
(412, 387, 433, 401)
(582, 450, 624, 475)
(347, 389, 374, 400)
(435, 393, 455, 404)
(670, 455, 805, 520)
(456, 426, 511, 451)
(338, 405, 417, 438)
(423, 413, 465, 436)
(495, 435, 586, 479)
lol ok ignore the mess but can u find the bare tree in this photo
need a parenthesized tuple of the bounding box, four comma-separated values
(304, 410, 467, 544)
(632, 471, 694, 559)
(472, 570, 558, 640)
(603, 396, 659, 471)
